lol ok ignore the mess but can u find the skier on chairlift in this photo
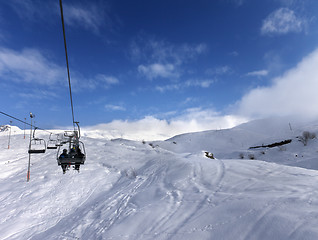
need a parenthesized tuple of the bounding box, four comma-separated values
(59, 149, 69, 173)
(74, 145, 84, 171)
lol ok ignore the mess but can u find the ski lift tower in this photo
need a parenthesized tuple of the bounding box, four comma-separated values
(8, 121, 12, 149)
(27, 112, 35, 182)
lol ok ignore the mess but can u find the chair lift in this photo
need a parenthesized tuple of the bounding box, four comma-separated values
(56, 122, 86, 168)
(55, 134, 64, 147)
(28, 127, 46, 154)
(47, 133, 58, 150)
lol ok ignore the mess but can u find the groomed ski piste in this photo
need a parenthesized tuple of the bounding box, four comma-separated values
(1, 118, 318, 240)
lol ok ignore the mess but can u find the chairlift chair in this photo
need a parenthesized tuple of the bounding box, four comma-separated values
(56, 122, 86, 166)
(55, 134, 64, 147)
(28, 127, 46, 154)
(60, 131, 73, 145)
(56, 140, 86, 166)
(28, 138, 46, 153)
(47, 133, 58, 150)
(47, 141, 57, 149)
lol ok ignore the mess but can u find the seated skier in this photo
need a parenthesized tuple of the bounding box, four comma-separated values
(75, 146, 84, 158)
(59, 149, 68, 158)
(74, 146, 84, 171)
(59, 149, 69, 174)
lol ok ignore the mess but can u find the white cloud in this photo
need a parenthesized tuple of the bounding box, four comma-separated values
(131, 37, 207, 65)
(237, 48, 318, 119)
(83, 110, 248, 141)
(17, 90, 59, 100)
(5, 1, 108, 34)
(81, 74, 120, 90)
(0, 46, 120, 93)
(261, 8, 306, 35)
(182, 97, 196, 105)
(94, 50, 318, 141)
(155, 79, 214, 93)
(96, 74, 119, 85)
(138, 63, 178, 80)
(131, 37, 208, 82)
(0, 47, 64, 85)
(63, 4, 105, 33)
(105, 104, 126, 111)
(155, 84, 179, 92)
(246, 70, 269, 77)
(5, 0, 57, 22)
(185, 79, 214, 88)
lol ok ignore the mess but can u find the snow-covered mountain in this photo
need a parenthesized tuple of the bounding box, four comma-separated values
(1, 118, 318, 239)
(0, 125, 23, 134)
(154, 117, 318, 170)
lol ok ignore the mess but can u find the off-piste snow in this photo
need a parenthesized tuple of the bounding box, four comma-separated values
(1, 118, 318, 240)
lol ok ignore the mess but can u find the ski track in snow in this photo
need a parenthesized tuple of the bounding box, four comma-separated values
(1, 122, 318, 240)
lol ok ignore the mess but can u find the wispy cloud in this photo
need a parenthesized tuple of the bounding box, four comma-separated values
(0, 46, 120, 94)
(237, 48, 318, 119)
(0, 47, 64, 85)
(5, 1, 109, 34)
(131, 37, 208, 81)
(105, 104, 126, 111)
(17, 89, 59, 100)
(95, 74, 119, 86)
(182, 97, 197, 105)
(81, 74, 120, 90)
(155, 79, 214, 93)
(138, 63, 179, 80)
(130, 38, 207, 64)
(246, 70, 269, 77)
(155, 84, 179, 93)
(5, 0, 57, 22)
(205, 66, 231, 76)
(261, 8, 306, 35)
(63, 3, 106, 33)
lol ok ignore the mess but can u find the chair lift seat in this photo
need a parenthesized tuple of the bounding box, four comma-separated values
(56, 123, 86, 170)
(29, 138, 46, 154)
(47, 141, 58, 149)
(57, 154, 85, 165)
(47, 134, 58, 149)
(28, 149, 46, 154)
(47, 146, 58, 149)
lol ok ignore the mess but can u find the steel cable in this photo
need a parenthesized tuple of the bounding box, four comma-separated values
(59, 0, 76, 131)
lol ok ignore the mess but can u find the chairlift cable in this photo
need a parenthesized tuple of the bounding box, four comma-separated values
(59, 0, 76, 131)
(0, 111, 29, 127)
(0, 111, 58, 136)
(56, 0, 87, 173)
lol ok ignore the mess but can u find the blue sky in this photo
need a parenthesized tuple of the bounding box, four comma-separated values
(1, 0, 318, 137)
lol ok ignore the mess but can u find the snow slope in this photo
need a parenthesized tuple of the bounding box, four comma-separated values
(1, 119, 318, 239)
